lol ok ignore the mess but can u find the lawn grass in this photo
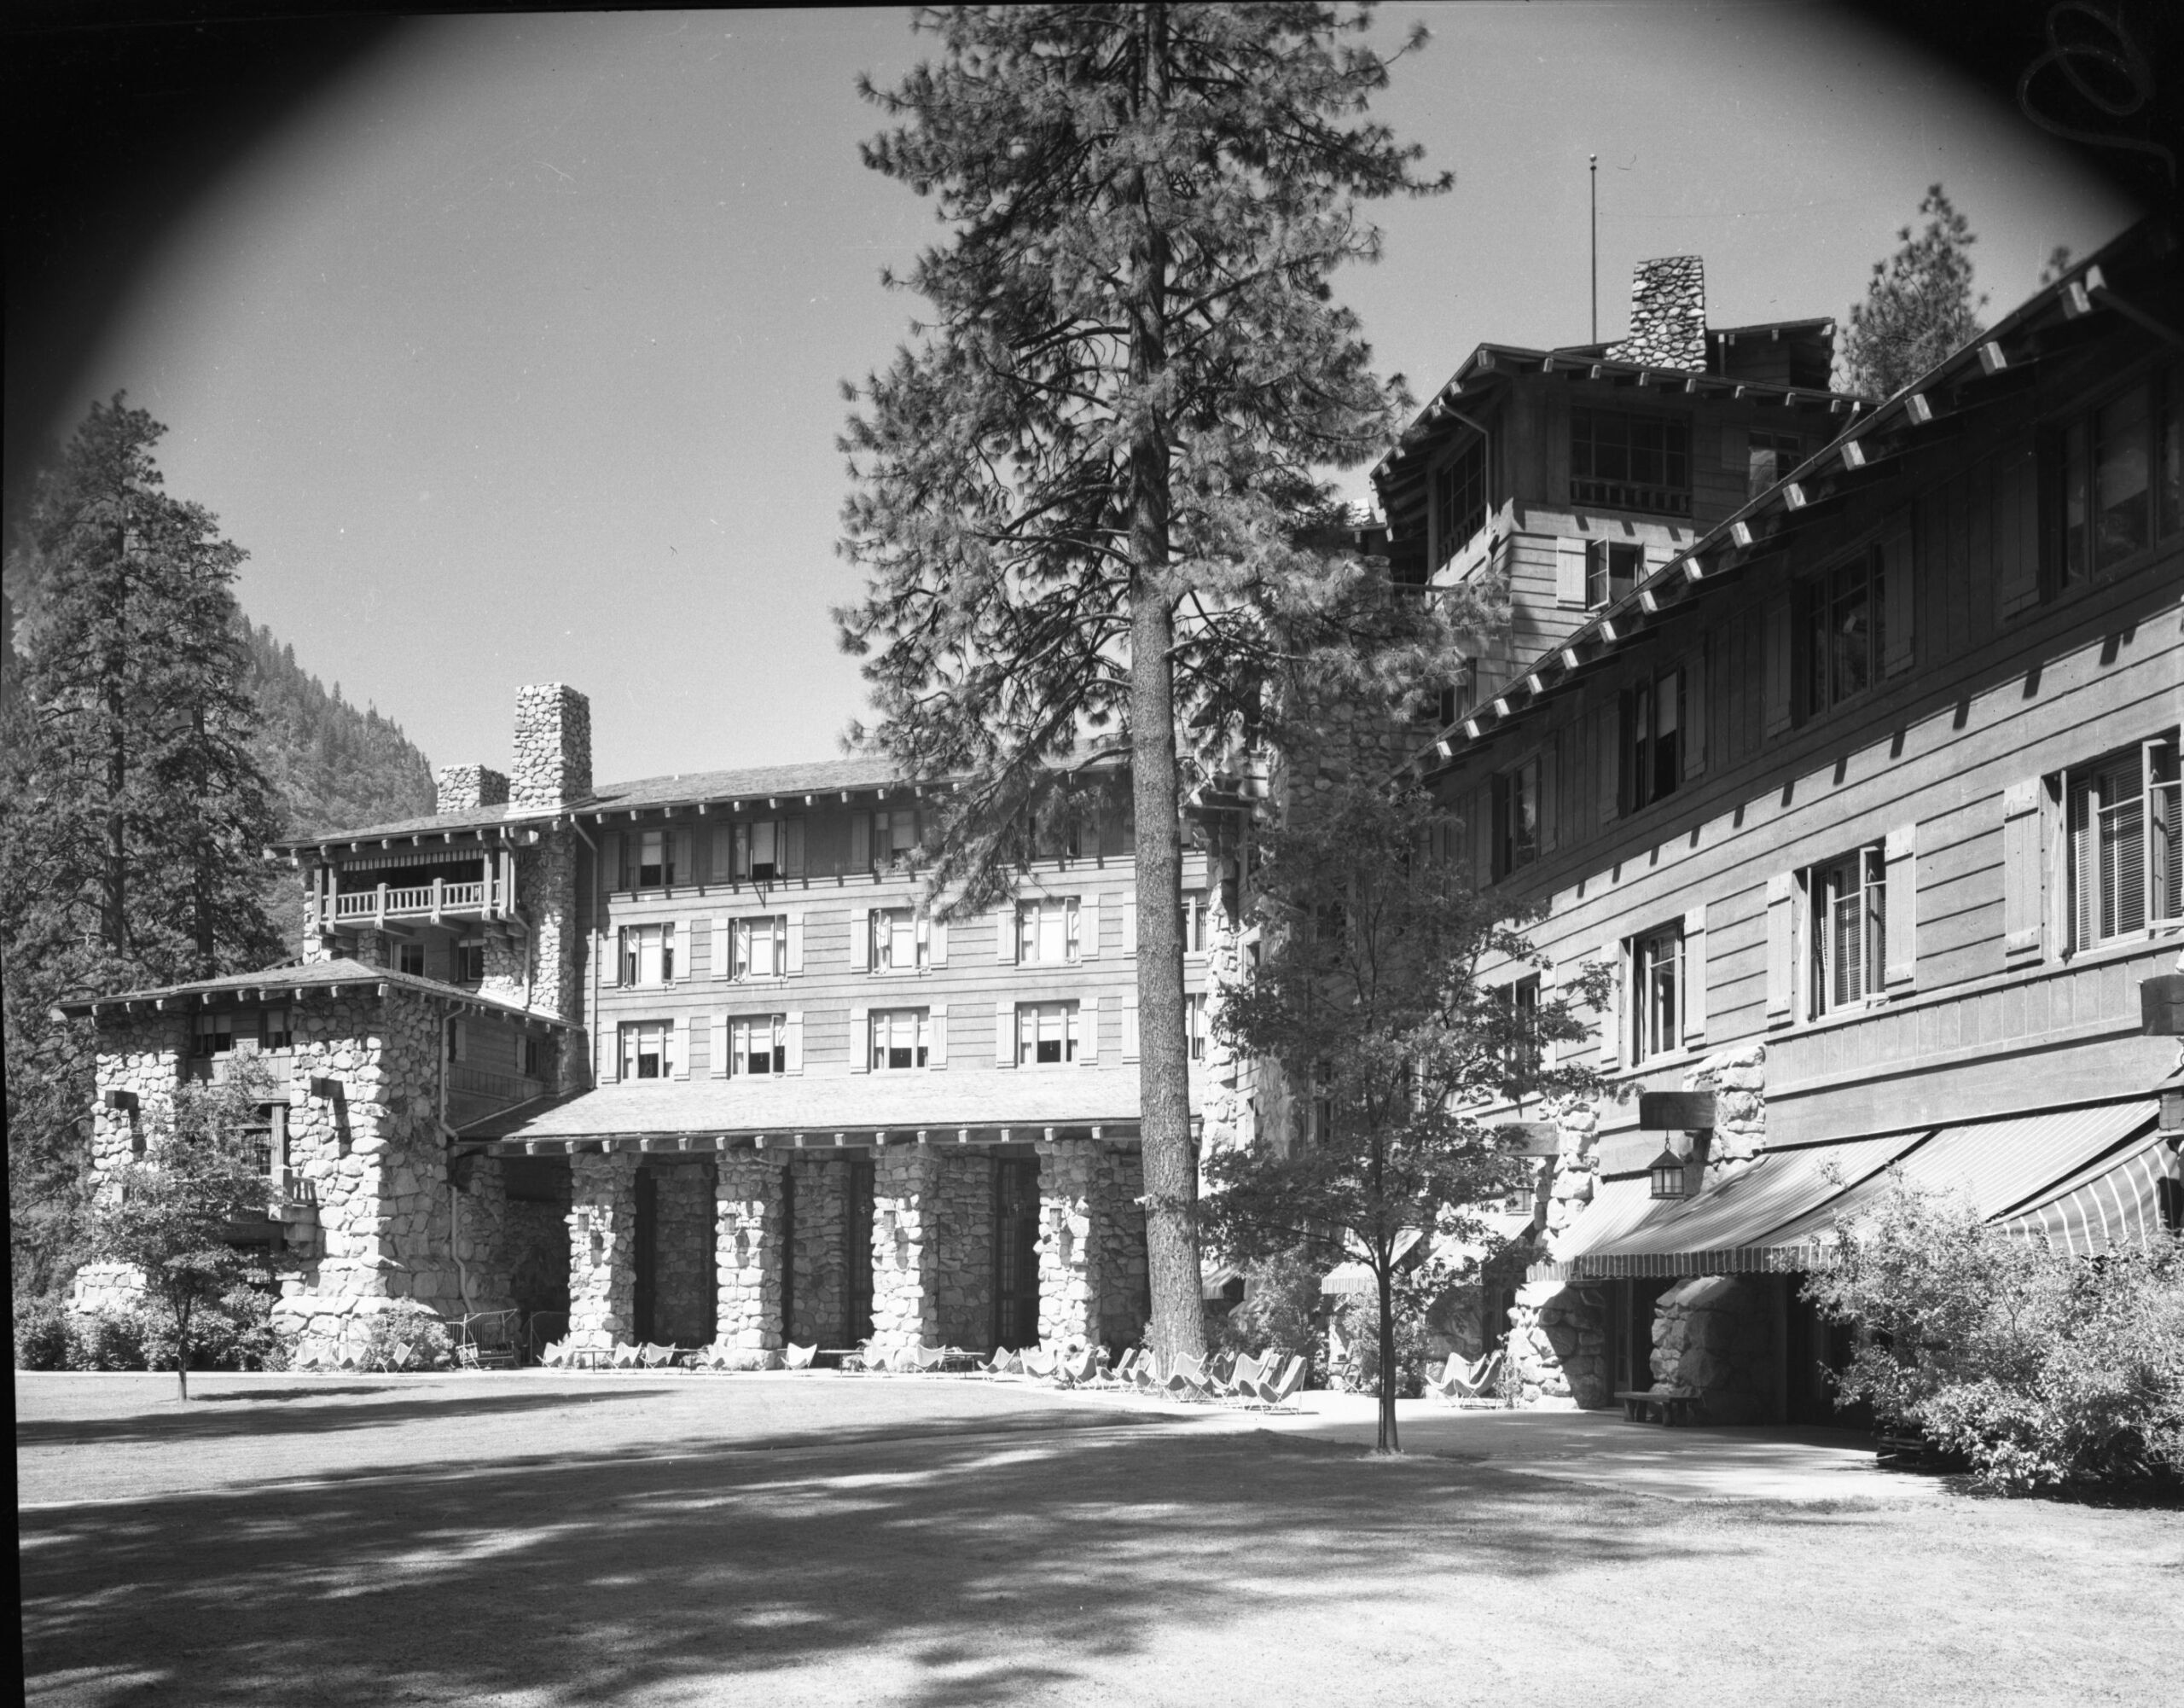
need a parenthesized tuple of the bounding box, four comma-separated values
(17, 1372, 2181, 1706)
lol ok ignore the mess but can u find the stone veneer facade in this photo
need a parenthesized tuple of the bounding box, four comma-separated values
(434, 765, 509, 814)
(510, 683, 591, 810)
(1607, 254, 1706, 372)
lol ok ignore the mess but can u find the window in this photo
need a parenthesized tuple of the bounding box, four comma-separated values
(1632, 926, 1682, 1062)
(522, 1037, 543, 1078)
(1746, 429, 1802, 498)
(190, 1013, 233, 1059)
(245, 1104, 286, 1182)
(869, 908, 926, 973)
(1571, 409, 1691, 516)
(2068, 740, 2181, 950)
(728, 1014, 786, 1077)
(734, 818, 804, 882)
(1186, 991, 1210, 1063)
(397, 941, 425, 976)
(258, 1007, 292, 1050)
(1492, 758, 1539, 879)
(619, 922, 677, 986)
(1016, 1001, 1080, 1066)
(1179, 891, 1210, 954)
(447, 1020, 465, 1063)
(1799, 549, 1885, 719)
(619, 1020, 675, 1080)
(868, 1008, 929, 1071)
(1432, 435, 1490, 571)
(1622, 668, 1683, 812)
(1810, 847, 1886, 1014)
(635, 829, 675, 889)
(2052, 371, 2181, 587)
(1016, 897, 1081, 964)
(1585, 540, 1642, 610)
(872, 809, 918, 872)
(732, 915, 788, 980)
(1496, 974, 1542, 1072)
(456, 939, 485, 983)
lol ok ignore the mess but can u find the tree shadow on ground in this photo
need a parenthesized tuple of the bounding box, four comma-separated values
(20, 1422, 1731, 1707)
(15, 1385, 677, 1448)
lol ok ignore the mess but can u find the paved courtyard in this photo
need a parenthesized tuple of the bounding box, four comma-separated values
(17, 1370, 2179, 1706)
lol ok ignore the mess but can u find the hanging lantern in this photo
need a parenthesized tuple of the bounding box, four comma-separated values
(1649, 1144, 1689, 1200)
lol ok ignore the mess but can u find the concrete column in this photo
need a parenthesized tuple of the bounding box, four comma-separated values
(714, 1153, 785, 1365)
(568, 1151, 637, 1350)
(1035, 1140, 1102, 1347)
(870, 1147, 943, 1354)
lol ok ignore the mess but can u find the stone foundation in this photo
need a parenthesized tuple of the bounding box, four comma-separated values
(1652, 1275, 1775, 1423)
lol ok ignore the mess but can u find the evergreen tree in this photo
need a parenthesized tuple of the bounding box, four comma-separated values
(1200, 779, 1610, 1451)
(1838, 185, 1989, 401)
(838, 3, 1460, 1358)
(1, 395, 282, 1298)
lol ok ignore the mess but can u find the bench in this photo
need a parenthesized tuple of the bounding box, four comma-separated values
(1615, 1387, 1703, 1426)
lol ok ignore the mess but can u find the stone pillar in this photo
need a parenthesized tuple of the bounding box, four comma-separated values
(1507, 1281, 1607, 1409)
(1035, 1140, 1102, 1347)
(510, 683, 593, 810)
(788, 1156, 849, 1347)
(714, 1153, 785, 1365)
(1607, 255, 1706, 372)
(649, 1162, 718, 1346)
(1652, 1276, 1776, 1423)
(1685, 1041, 1768, 1174)
(931, 1153, 996, 1352)
(568, 1151, 637, 1350)
(434, 764, 509, 815)
(870, 1147, 943, 1354)
(1094, 1148, 1150, 1351)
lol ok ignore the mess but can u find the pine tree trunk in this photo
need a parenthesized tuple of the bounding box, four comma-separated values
(1128, 0, 1205, 1364)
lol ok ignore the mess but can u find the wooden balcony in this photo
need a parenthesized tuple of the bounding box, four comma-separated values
(311, 875, 520, 935)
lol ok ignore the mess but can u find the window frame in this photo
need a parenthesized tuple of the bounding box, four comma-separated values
(1015, 1000, 1081, 1067)
(728, 1013, 787, 1078)
(1622, 667, 1685, 815)
(1808, 845, 1887, 1017)
(732, 914, 789, 981)
(1491, 757, 1541, 880)
(619, 1019, 675, 1081)
(1797, 546, 1886, 722)
(1571, 407, 1693, 518)
(1431, 433, 1492, 572)
(1745, 428, 1803, 499)
(1630, 924, 1682, 1064)
(868, 1007, 931, 1072)
(1584, 539, 1642, 611)
(620, 921, 677, 987)
(1015, 896, 1082, 966)
(258, 1006, 293, 1050)
(190, 1012, 234, 1060)
(1185, 991, 1210, 1063)
(2065, 736, 2182, 953)
(869, 907, 927, 974)
(2048, 367, 2181, 594)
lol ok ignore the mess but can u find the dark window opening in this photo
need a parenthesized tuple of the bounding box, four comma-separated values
(1585, 540, 1642, 609)
(1622, 668, 1684, 813)
(1571, 409, 1692, 517)
(1799, 549, 1885, 720)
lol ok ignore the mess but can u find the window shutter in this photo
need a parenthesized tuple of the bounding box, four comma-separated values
(915, 914, 931, 968)
(1597, 944, 1622, 1067)
(849, 813, 870, 873)
(1554, 537, 1588, 607)
(1996, 441, 2042, 619)
(1080, 895, 1101, 958)
(786, 911, 804, 974)
(710, 1014, 728, 1078)
(1682, 642, 1708, 779)
(711, 918, 728, 982)
(784, 1012, 803, 1075)
(673, 1016, 690, 1080)
(1615, 689, 1636, 817)
(604, 833, 625, 893)
(1763, 596, 1793, 737)
(2002, 779, 2043, 957)
(929, 915, 948, 966)
(1123, 896, 1138, 956)
(781, 818, 805, 877)
(849, 1006, 868, 1072)
(996, 1000, 1016, 1066)
(1472, 787, 1495, 889)
(1881, 532, 1915, 676)
(1490, 776, 1510, 882)
(996, 907, 1016, 962)
(1719, 423, 1747, 471)
(672, 828, 694, 887)
(1682, 905, 1707, 1048)
(1081, 996, 1099, 1063)
(1595, 701, 1619, 829)
(1885, 822, 1917, 986)
(1537, 736, 1560, 852)
(929, 1003, 947, 1069)
(1765, 871, 1796, 1024)
(851, 907, 871, 972)
(1124, 996, 1141, 1061)
(663, 921, 677, 985)
(598, 1025, 619, 1083)
(707, 826, 731, 884)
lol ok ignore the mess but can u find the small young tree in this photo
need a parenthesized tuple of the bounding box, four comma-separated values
(90, 1065, 276, 1401)
(1201, 779, 1609, 1451)
(1838, 184, 1988, 401)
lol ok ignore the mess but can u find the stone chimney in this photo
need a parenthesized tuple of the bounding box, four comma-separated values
(434, 764, 509, 815)
(1608, 255, 1706, 372)
(510, 683, 592, 809)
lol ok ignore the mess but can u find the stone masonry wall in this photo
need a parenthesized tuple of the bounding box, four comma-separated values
(1653, 1275, 1775, 1423)
(435, 765, 509, 814)
(788, 1156, 849, 1347)
(931, 1152, 996, 1352)
(1036, 1141, 1101, 1347)
(510, 683, 592, 810)
(568, 1151, 636, 1350)
(1508, 1281, 1608, 1409)
(870, 1147, 943, 1353)
(648, 1161, 717, 1346)
(714, 1153, 785, 1364)
(1609, 255, 1706, 372)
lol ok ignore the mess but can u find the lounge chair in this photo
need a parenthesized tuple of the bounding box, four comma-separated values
(537, 1339, 567, 1368)
(1054, 1346, 1099, 1386)
(1218, 1351, 1266, 1397)
(1131, 1351, 1166, 1391)
(609, 1342, 642, 1369)
(1249, 1355, 1306, 1409)
(1019, 1345, 1060, 1379)
(1165, 1354, 1212, 1400)
(912, 1344, 954, 1373)
(1108, 1348, 1141, 1386)
(1428, 1349, 1503, 1403)
(638, 1342, 678, 1369)
(784, 1341, 817, 1370)
(985, 1346, 1024, 1375)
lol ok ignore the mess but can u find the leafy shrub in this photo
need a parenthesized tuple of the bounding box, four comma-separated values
(65, 1310, 148, 1371)
(135, 1284, 291, 1372)
(1331, 1292, 1437, 1399)
(1803, 1176, 2184, 1495)
(15, 1295, 73, 1370)
(357, 1300, 453, 1373)
(1211, 1246, 1328, 1388)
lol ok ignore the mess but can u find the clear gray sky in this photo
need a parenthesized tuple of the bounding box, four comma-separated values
(57, 3, 2136, 787)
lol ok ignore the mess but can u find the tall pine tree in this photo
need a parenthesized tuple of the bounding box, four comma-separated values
(2, 395, 282, 1298)
(838, 3, 1460, 1357)
(1838, 185, 1988, 401)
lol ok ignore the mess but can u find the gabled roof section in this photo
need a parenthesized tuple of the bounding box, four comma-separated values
(56, 957, 575, 1028)
(1405, 215, 2175, 781)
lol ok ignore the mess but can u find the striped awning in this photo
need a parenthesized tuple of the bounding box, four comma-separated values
(1996, 1127, 2182, 1256)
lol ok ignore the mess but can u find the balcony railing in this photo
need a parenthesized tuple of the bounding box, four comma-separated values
(315, 876, 515, 932)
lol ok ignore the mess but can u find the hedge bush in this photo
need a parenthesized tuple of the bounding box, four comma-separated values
(356, 1299, 453, 1372)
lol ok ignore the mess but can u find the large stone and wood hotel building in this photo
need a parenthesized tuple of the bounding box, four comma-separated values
(65, 218, 2181, 1403)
